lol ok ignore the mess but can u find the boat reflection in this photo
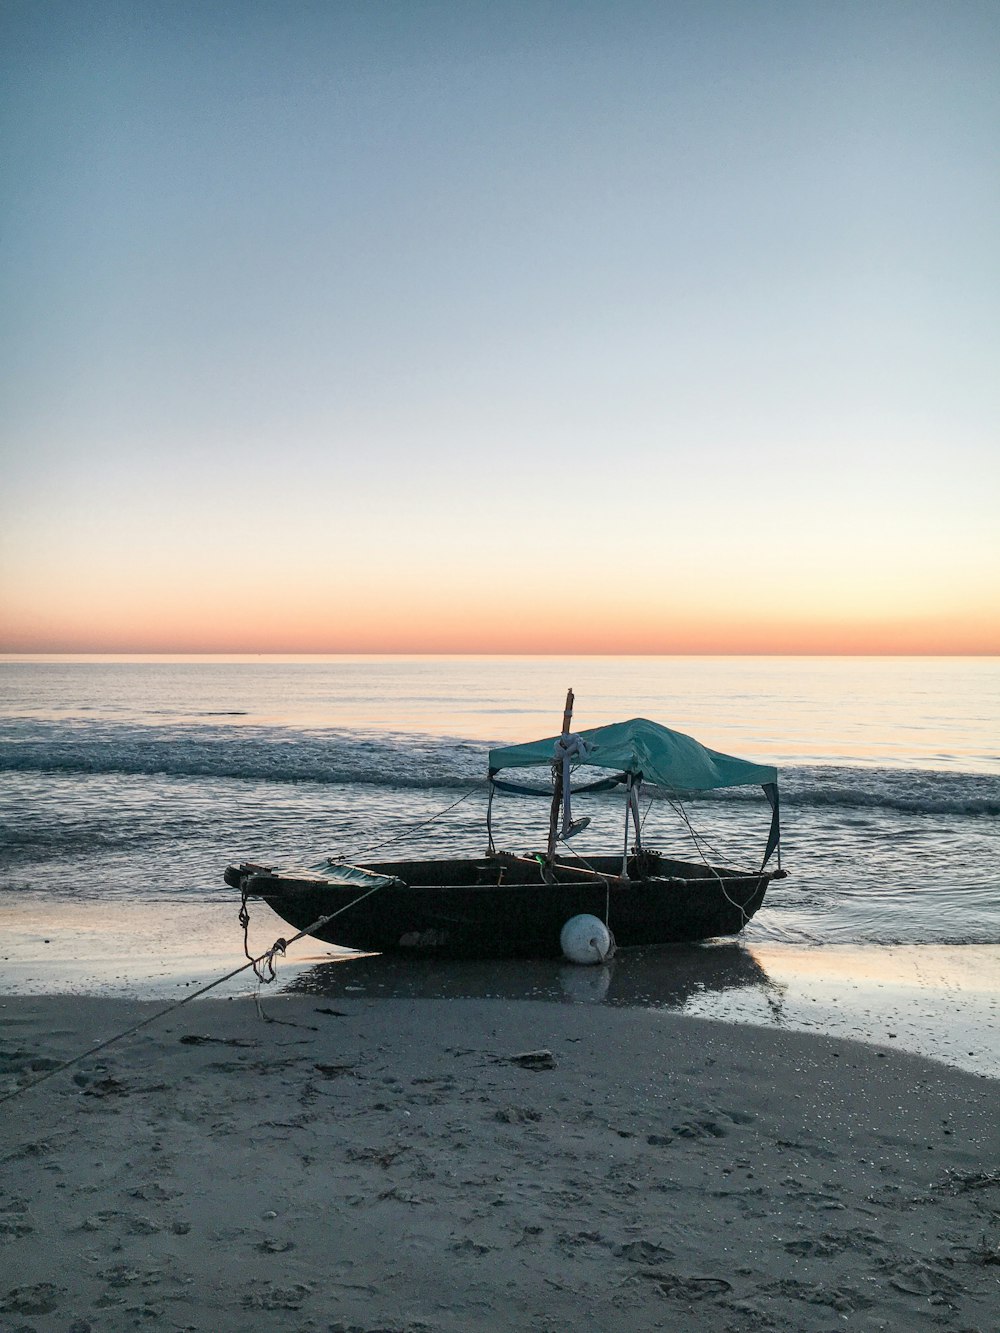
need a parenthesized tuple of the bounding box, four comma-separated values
(279, 940, 773, 1010)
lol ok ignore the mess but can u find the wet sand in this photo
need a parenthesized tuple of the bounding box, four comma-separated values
(2, 895, 998, 1330)
(1, 990, 998, 1332)
(3, 894, 998, 1075)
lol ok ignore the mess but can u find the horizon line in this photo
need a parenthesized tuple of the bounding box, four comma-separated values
(2, 650, 999, 661)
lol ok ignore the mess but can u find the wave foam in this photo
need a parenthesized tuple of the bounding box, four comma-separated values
(1, 721, 997, 817)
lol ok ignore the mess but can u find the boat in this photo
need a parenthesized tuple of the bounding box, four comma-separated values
(225, 691, 785, 961)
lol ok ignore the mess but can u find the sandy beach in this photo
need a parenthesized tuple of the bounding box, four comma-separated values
(2, 988, 997, 1332)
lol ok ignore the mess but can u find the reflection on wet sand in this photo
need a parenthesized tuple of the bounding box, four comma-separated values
(280, 940, 774, 1009)
(276, 941, 1000, 1077)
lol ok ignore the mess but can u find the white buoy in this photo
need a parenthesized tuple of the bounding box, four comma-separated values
(560, 914, 614, 965)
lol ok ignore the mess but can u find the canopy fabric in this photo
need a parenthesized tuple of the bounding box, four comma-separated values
(490, 773, 628, 798)
(489, 717, 777, 792)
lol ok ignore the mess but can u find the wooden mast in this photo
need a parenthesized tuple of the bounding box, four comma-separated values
(547, 688, 574, 863)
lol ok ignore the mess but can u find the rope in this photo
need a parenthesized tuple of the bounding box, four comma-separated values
(238, 780, 488, 974)
(660, 792, 726, 862)
(237, 780, 491, 976)
(328, 782, 486, 864)
(659, 788, 753, 928)
(543, 837, 614, 930)
(638, 794, 654, 835)
(532, 774, 758, 933)
(0, 881, 386, 1108)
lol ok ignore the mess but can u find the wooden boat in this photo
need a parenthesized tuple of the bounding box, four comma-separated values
(225, 692, 785, 961)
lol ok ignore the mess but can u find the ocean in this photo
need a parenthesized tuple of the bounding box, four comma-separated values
(2, 654, 998, 1074)
(2, 655, 997, 943)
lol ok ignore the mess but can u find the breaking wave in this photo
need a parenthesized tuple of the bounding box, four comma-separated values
(1, 719, 997, 818)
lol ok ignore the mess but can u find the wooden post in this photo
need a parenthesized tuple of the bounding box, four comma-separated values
(547, 688, 574, 863)
(621, 774, 633, 878)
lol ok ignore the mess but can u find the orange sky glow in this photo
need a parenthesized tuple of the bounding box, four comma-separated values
(2, 593, 996, 657)
(2, 5, 998, 658)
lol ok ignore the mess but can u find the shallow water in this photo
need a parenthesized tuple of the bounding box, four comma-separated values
(3, 651, 997, 1078)
(2, 893, 996, 1077)
(2, 655, 998, 948)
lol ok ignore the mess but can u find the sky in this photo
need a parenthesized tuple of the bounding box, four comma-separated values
(1, 0, 998, 654)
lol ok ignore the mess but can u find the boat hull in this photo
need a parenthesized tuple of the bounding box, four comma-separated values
(226, 854, 774, 960)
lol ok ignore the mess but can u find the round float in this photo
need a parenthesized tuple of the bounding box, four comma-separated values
(559, 913, 614, 965)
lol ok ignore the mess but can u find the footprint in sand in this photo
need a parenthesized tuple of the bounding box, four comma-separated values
(241, 1280, 313, 1310)
(672, 1119, 729, 1139)
(0, 1201, 33, 1240)
(0, 1282, 64, 1315)
(617, 1239, 675, 1263)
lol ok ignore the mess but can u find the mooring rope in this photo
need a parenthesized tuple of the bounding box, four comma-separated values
(327, 781, 487, 865)
(660, 789, 753, 927)
(237, 781, 489, 975)
(0, 881, 386, 1108)
(2, 782, 493, 1108)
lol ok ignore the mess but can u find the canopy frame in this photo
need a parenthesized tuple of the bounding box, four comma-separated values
(486, 707, 781, 874)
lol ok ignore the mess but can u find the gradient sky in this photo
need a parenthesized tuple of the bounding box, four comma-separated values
(2, 0, 998, 654)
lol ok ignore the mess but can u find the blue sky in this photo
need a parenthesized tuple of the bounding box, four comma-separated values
(2, 1, 998, 652)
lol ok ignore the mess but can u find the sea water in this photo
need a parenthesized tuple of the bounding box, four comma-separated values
(2, 656, 997, 1073)
(1, 655, 997, 944)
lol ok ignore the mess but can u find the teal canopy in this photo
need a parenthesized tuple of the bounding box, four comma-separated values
(489, 717, 777, 793)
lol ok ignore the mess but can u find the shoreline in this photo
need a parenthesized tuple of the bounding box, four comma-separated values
(1, 992, 997, 1331)
(3, 894, 998, 1078)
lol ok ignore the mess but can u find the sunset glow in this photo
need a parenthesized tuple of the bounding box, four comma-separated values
(2, 3, 998, 656)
